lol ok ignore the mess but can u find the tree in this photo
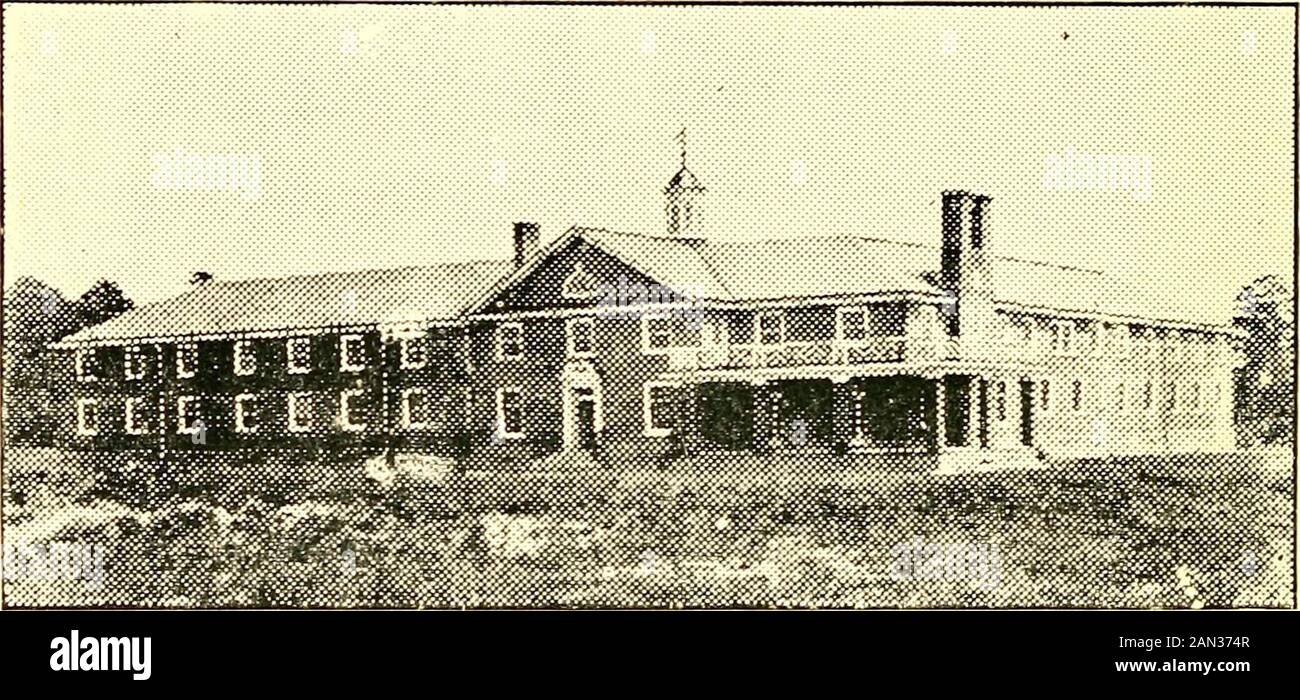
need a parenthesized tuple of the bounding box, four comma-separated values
(3, 277, 135, 445)
(75, 279, 135, 329)
(1233, 275, 1295, 447)
(3, 278, 81, 444)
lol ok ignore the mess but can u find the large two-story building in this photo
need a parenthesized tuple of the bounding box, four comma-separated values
(52, 154, 1244, 468)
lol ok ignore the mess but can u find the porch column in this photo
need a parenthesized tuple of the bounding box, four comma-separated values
(831, 376, 853, 452)
(930, 375, 945, 455)
(751, 380, 774, 454)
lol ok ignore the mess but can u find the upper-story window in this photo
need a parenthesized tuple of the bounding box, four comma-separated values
(124, 346, 145, 381)
(560, 263, 603, 301)
(1050, 321, 1077, 357)
(76, 398, 99, 436)
(286, 337, 312, 374)
(837, 309, 867, 342)
(756, 310, 785, 346)
(75, 347, 98, 382)
(567, 317, 595, 358)
(340, 334, 366, 372)
(641, 315, 704, 354)
(496, 323, 524, 361)
(176, 342, 198, 378)
(400, 336, 428, 370)
(233, 340, 257, 376)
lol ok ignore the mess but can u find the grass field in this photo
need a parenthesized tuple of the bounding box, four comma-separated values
(1, 446, 1293, 608)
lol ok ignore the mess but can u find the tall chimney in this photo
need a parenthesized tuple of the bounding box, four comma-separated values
(513, 222, 539, 268)
(939, 191, 993, 344)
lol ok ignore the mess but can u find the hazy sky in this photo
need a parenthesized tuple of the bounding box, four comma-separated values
(3, 4, 1293, 323)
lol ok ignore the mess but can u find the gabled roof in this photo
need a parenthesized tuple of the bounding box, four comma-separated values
(471, 226, 1237, 329)
(56, 260, 512, 346)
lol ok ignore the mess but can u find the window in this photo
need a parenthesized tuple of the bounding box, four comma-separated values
(339, 389, 367, 431)
(340, 334, 366, 372)
(176, 396, 202, 435)
(233, 340, 257, 376)
(125, 397, 147, 435)
(1071, 380, 1083, 411)
(1050, 321, 1075, 356)
(838, 309, 867, 342)
(287, 337, 312, 374)
(756, 311, 785, 346)
(401, 388, 430, 429)
(495, 387, 524, 438)
(567, 318, 595, 358)
(75, 348, 97, 382)
(124, 346, 145, 381)
(176, 343, 198, 379)
(560, 263, 602, 300)
(234, 393, 258, 434)
(76, 398, 98, 436)
(400, 336, 428, 370)
(495, 323, 524, 361)
(996, 381, 1007, 421)
(643, 317, 674, 352)
(287, 392, 313, 432)
(1040, 380, 1051, 412)
(643, 382, 678, 437)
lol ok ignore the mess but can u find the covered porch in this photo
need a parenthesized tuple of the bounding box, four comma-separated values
(679, 371, 1001, 457)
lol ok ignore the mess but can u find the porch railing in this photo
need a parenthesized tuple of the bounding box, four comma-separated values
(665, 336, 943, 371)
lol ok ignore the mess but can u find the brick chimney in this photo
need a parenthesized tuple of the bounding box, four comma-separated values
(513, 222, 539, 269)
(939, 191, 993, 345)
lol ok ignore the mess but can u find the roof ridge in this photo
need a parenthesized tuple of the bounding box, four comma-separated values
(195, 258, 511, 287)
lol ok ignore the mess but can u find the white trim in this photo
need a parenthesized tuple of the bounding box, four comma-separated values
(124, 396, 147, 435)
(495, 386, 525, 439)
(75, 398, 99, 436)
(233, 339, 257, 376)
(400, 387, 430, 430)
(754, 309, 786, 346)
(399, 336, 428, 370)
(124, 346, 145, 381)
(566, 317, 596, 359)
(338, 389, 367, 431)
(287, 392, 313, 433)
(175, 342, 198, 379)
(286, 337, 312, 375)
(176, 395, 201, 435)
(234, 393, 257, 434)
(495, 323, 524, 362)
(642, 381, 679, 438)
(339, 334, 366, 373)
(74, 347, 97, 382)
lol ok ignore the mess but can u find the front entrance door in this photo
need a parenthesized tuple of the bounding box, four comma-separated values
(573, 389, 597, 449)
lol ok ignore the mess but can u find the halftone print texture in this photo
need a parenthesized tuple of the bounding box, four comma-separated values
(1, 4, 1293, 608)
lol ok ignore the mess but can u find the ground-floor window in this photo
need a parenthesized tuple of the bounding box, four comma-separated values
(234, 393, 258, 433)
(76, 398, 98, 436)
(496, 387, 525, 438)
(176, 396, 202, 435)
(401, 387, 430, 429)
(125, 396, 148, 435)
(288, 392, 313, 432)
(643, 382, 677, 437)
(339, 389, 367, 431)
